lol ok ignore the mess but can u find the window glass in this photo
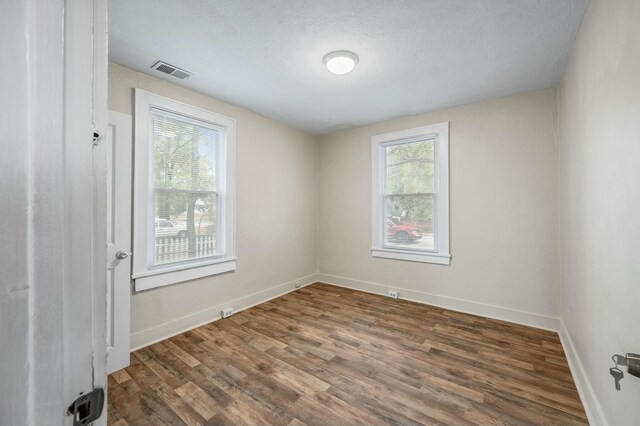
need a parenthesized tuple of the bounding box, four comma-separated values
(384, 138, 435, 251)
(150, 109, 222, 267)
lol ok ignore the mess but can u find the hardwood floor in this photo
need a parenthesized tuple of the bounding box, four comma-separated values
(107, 283, 587, 425)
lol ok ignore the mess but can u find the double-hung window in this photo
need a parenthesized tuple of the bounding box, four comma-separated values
(371, 122, 450, 265)
(133, 90, 236, 291)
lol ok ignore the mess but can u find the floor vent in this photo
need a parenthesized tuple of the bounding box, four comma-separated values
(151, 61, 191, 80)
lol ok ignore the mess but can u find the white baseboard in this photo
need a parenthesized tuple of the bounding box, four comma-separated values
(558, 319, 608, 426)
(316, 273, 560, 331)
(130, 273, 318, 351)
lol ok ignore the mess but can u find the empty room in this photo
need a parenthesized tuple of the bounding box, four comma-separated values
(2, 0, 639, 425)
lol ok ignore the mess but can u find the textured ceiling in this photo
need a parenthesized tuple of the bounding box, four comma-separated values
(109, 0, 588, 135)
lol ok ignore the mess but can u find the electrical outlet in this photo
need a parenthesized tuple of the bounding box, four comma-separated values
(221, 307, 234, 318)
(295, 281, 301, 289)
(388, 290, 398, 299)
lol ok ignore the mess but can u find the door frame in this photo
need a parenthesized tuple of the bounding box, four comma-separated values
(64, 0, 108, 423)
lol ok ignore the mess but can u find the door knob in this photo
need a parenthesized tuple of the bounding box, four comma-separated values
(115, 250, 130, 260)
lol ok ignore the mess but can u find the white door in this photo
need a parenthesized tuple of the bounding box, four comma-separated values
(106, 111, 132, 374)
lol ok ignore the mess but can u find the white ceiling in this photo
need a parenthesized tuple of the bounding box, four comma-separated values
(109, 0, 588, 135)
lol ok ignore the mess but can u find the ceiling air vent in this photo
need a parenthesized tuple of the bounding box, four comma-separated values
(150, 61, 191, 80)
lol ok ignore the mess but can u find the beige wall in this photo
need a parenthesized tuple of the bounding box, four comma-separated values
(113, 63, 562, 344)
(317, 89, 560, 324)
(557, 0, 640, 424)
(109, 63, 318, 346)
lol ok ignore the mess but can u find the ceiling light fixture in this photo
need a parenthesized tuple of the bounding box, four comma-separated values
(323, 50, 359, 75)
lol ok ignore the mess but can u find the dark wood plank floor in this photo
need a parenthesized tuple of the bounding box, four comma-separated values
(107, 283, 587, 426)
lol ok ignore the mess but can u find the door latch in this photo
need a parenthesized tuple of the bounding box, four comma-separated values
(93, 131, 102, 146)
(67, 388, 104, 425)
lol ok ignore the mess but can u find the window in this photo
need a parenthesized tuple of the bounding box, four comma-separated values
(133, 90, 236, 291)
(371, 122, 450, 265)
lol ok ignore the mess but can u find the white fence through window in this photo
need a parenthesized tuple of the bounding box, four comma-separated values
(154, 235, 216, 264)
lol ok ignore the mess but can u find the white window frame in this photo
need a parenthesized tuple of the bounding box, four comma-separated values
(132, 89, 236, 291)
(371, 122, 450, 265)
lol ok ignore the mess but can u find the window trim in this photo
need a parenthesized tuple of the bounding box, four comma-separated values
(371, 122, 450, 265)
(132, 89, 236, 291)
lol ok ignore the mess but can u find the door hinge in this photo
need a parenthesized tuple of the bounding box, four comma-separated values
(67, 387, 104, 426)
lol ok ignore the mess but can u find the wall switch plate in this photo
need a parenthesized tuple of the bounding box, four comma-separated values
(388, 290, 399, 299)
(221, 307, 234, 318)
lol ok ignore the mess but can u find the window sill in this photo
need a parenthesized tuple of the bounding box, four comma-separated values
(133, 256, 237, 291)
(371, 248, 451, 265)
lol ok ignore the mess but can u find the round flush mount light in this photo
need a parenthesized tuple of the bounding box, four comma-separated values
(323, 50, 359, 75)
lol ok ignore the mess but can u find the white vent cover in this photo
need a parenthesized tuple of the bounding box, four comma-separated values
(150, 61, 191, 80)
